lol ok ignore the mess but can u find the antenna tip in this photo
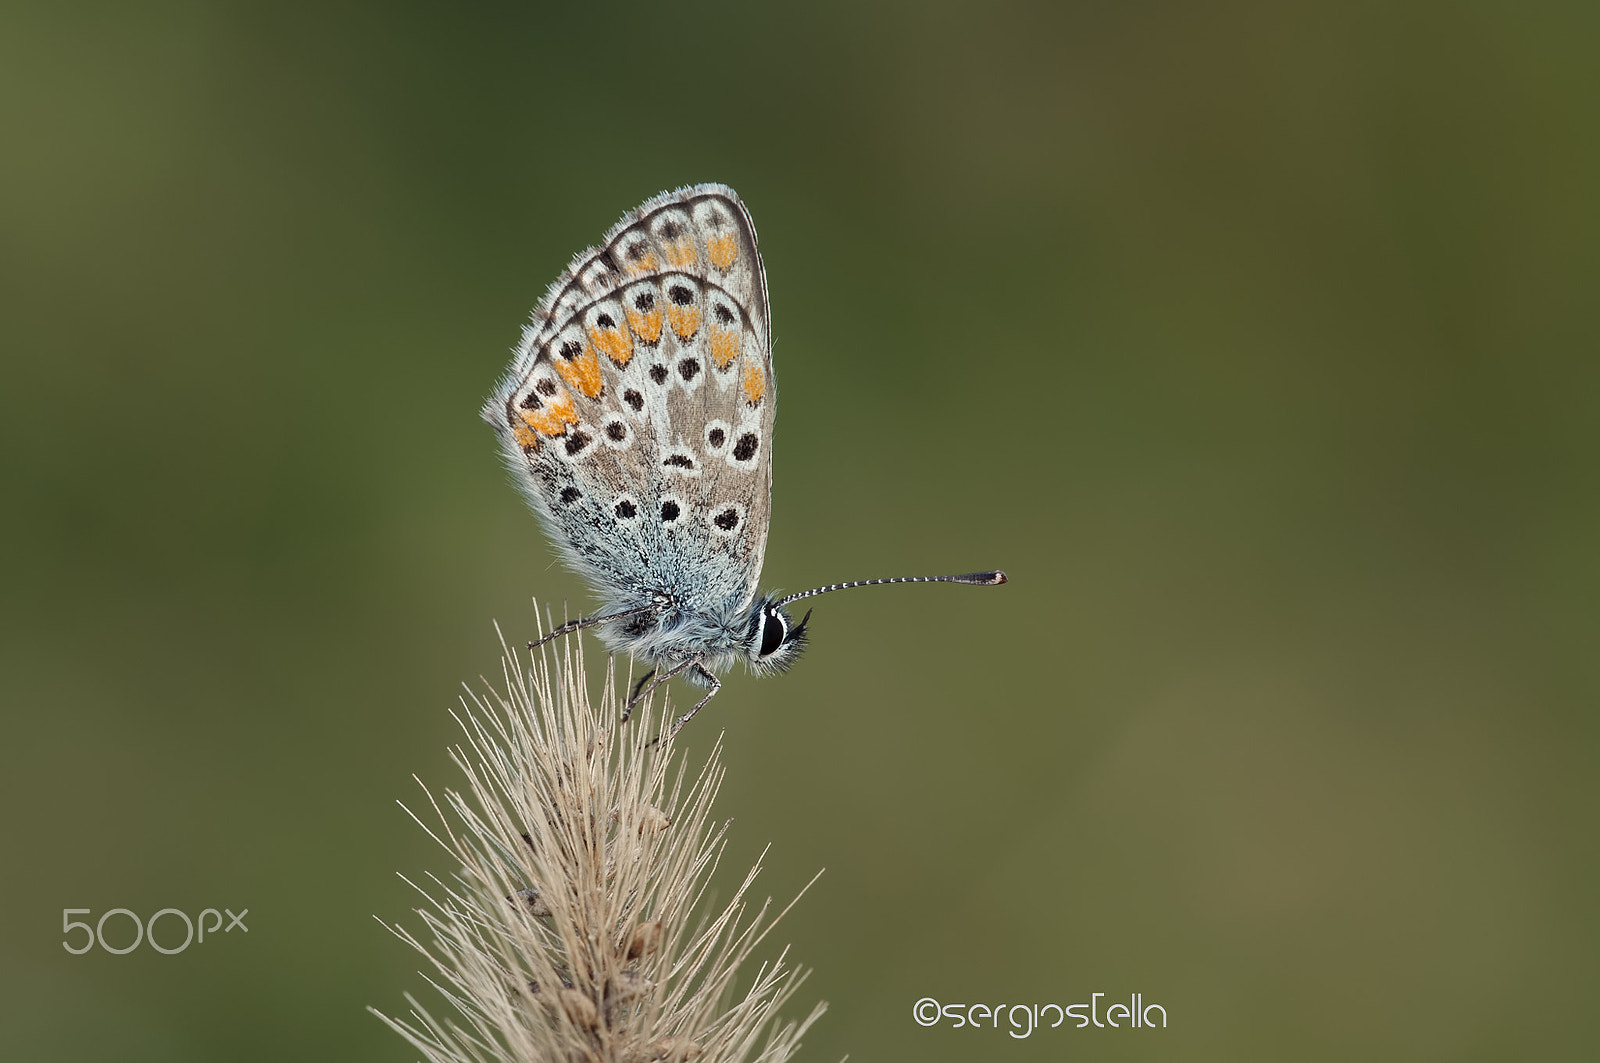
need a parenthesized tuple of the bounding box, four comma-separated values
(991, 570, 1008, 585)
(959, 570, 1007, 586)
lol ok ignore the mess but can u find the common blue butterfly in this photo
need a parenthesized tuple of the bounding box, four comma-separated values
(485, 184, 1005, 736)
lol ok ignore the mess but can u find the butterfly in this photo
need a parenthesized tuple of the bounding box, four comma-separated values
(483, 183, 1005, 737)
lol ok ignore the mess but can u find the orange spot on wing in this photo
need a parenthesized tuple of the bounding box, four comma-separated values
(512, 421, 540, 450)
(623, 250, 659, 274)
(742, 362, 765, 405)
(626, 305, 662, 344)
(589, 324, 633, 366)
(709, 326, 740, 369)
(662, 239, 698, 268)
(555, 346, 604, 398)
(666, 305, 701, 341)
(519, 391, 578, 436)
(707, 234, 738, 270)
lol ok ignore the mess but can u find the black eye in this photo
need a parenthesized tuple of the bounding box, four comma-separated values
(758, 609, 786, 657)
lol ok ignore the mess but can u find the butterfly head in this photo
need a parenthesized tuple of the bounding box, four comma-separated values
(742, 597, 811, 676)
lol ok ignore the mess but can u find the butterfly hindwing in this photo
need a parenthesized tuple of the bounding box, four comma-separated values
(485, 184, 776, 612)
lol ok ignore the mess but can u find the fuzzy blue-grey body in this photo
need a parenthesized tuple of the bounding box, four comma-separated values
(483, 184, 808, 705)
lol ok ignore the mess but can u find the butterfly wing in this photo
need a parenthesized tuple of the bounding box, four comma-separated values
(484, 184, 776, 614)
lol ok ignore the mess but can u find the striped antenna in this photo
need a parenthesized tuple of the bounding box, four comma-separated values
(777, 570, 1007, 607)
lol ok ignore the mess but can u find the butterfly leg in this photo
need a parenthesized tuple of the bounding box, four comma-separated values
(665, 664, 721, 739)
(528, 605, 655, 651)
(628, 669, 656, 705)
(621, 657, 695, 724)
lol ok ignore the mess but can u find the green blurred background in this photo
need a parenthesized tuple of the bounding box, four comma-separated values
(3, 1, 1596, 1058)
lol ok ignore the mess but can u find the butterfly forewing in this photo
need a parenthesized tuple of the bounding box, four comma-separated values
(485, 184, 777, 614)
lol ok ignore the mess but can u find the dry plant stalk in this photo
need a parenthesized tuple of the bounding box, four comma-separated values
(373, 624, 825, 1063)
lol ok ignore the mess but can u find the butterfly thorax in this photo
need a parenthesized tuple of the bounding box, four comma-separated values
(593, 590, 807, 683)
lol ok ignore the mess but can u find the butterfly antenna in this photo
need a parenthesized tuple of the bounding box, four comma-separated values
(777, 570, 1007, 607)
